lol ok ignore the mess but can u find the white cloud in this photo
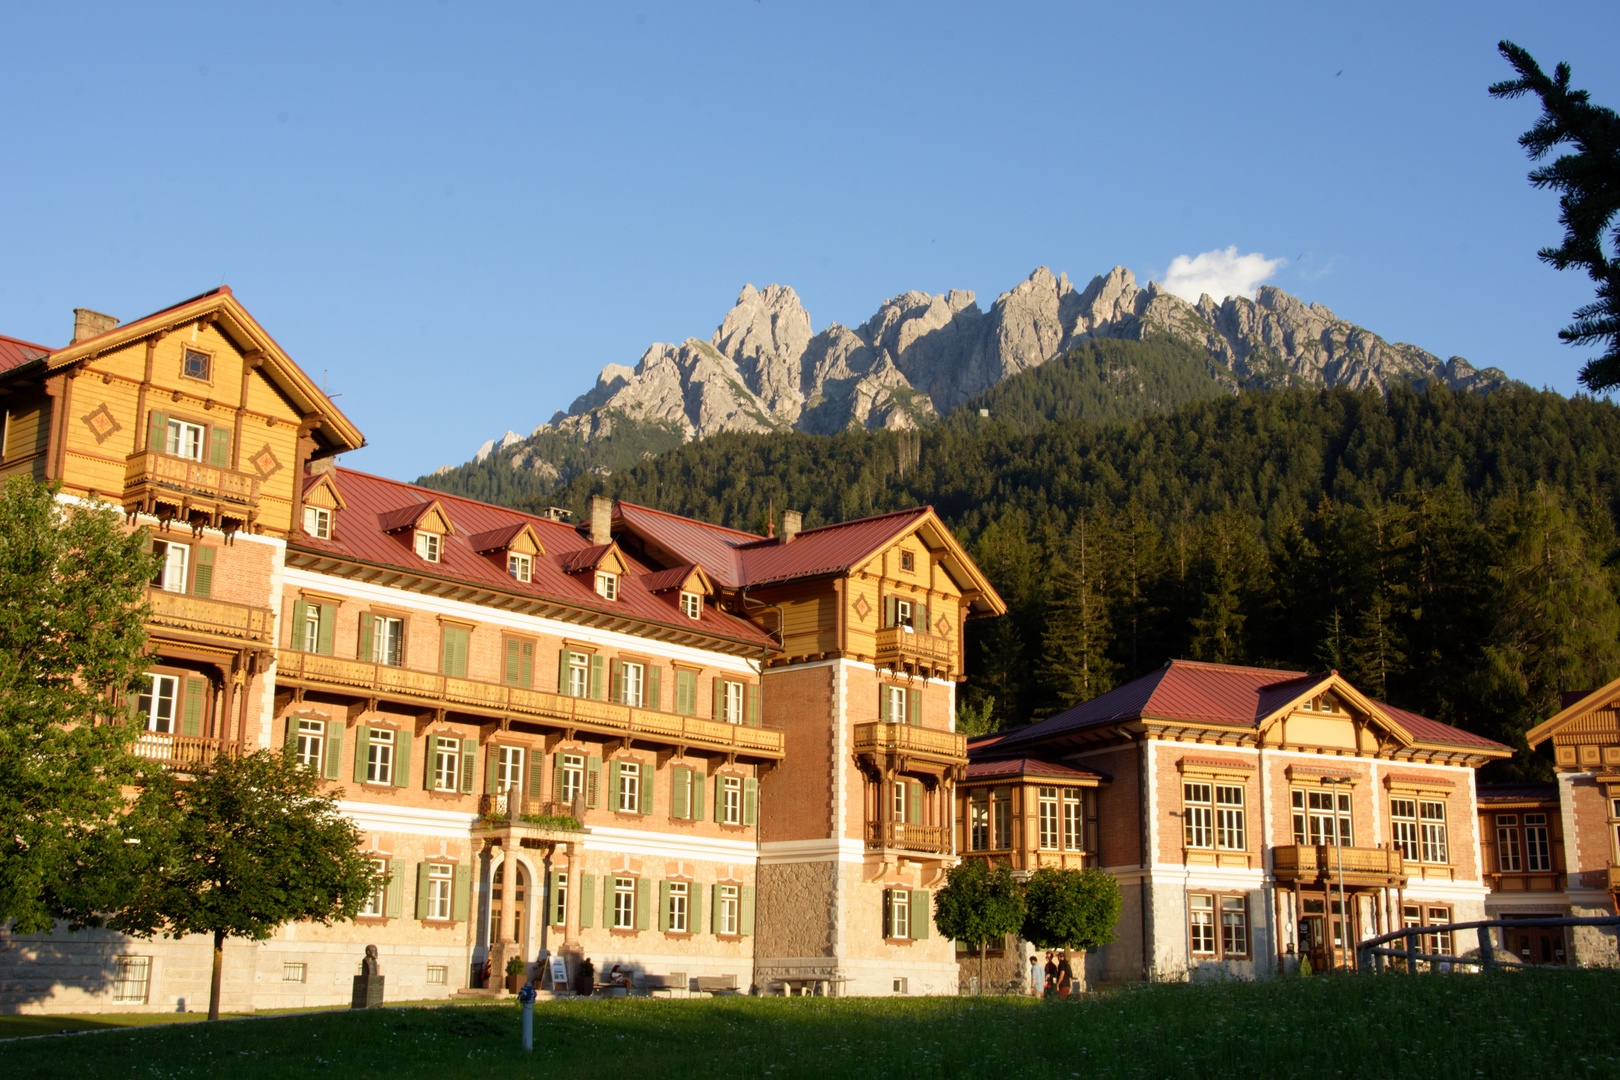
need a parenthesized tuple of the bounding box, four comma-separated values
(1160, 246, 1286, 303)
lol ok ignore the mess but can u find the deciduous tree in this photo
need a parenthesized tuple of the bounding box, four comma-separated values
(933, 858, 1026, 994)
(1021, 867, 1122, 985)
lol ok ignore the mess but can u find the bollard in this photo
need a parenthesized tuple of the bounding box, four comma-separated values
(518, 982, 536, 1052)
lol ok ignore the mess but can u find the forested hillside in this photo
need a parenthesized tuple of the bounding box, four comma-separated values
(518, 373, 1620, 778)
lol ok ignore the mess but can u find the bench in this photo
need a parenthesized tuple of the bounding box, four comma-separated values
(693, 975, 740, 996)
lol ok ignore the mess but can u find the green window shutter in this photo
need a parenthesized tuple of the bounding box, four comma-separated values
(191, 546, 214, 598)
(580, 874, 595, 928)
(290, 599, 309, 651)
(689, 880, 703, 935)
(602, 875, 614, 928)
(672, 765, 689, 819)
(748, 683, 760, 727)
(609, 658, 622, 704)
(882, 890, 892, 939)
(710, 884, 721, 935)
(323, 720, 343, 781)
(648, 665, 661, 711)
(910, 889, 930, 939)
(147, 410, 168, 452)
(553, 756, 566, 802)
(658, 879, 671, 932)
(181, 677, 205, 737)
(884, 595, 897, 628)
(528, 750, 544, 798)
(504, 639, 521, 686)
(282, 714, 300, 754)
(908, 781, 921, 827)
(452, 865, 472, 922)
(393, 730, 411, 788)
(692, 768, 706, 821)
(423, 735, 435, 790)
(358, 612, 374, 663)
(548, 871, 563, 924)
(209, 425, 231, 467)
(460, 738, 476, 794)
(557, 648, 570, 694)
(713, 773, 723, 823)
(414, 862, 432, 919)
(740, 885, 755, 936)
(909, 688, 922, 726)
(441, 626, 468, 678)
(353, 724, 370, 782)
(385, 859, 404, 919)
(711, 677, 722, 720)
(607, 760, 621, 810)
(878, 684, 890, 722)
(317, 604, 336, 657)
(743, 776, 758, 827)
(641, 756, 655, 815)
(586, 755, 601, 808)
(589, 654, 604, 700)
(676, 670, 695, 716)
(520, 641, 533, 689)
(635, 877, 651, 931)
(486, 746, 501, 794)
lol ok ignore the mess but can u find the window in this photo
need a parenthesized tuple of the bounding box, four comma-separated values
(567, 652, 589, 697)
(1189, 894, 1215, 954)
(884, 685, 906, 724)
(724, 680, 745, 724)
(112, 956, 151, 1003)
(182, 348, 211, 381)
(620, 661, 644, 708)
(434, 736, 460, 792)
(1220, 897, 1249, 957)
(614, 877, 635, 929)
(426, 966, 448, 985)
(1524, 813, 1552, 872)
(1190, 894, 1249, 960)
(1423, 905, 1452, 962)
(892, 780, 907, 823)
(426, 864, 453, 920)
(303, 604, 322, 653)
(718, 884, 739, 935)
(282, 962, 306, 983)
(894, 598, 913, 630)
(969, 790, 990, 851)
(495, 746, 524, 793)
(1292, 788, 1352, 846)
(303, 506, 331, 539)
(668, 881, 689, 933)
(617, 761, 640, 813)
(1495, 814, 1521, 872)
(414, 531, 441, 563)
(1063, 790, 1082, 851)
(1302, 692, 1341, 714)
(151, 540, 188, 593)
(680, 591, 701, 620)
(507, 552, 532, 582)
(367, 729, 395, 785)
(550, 872, 568, 925)
(1611, 798, 1620, 864)
(561, 754, 584, 803)
(1215, 785, 1245, 851)
(1184, 783, 1213, 848)
(165, 418, 204, 460)
(900, 550, 915, 572)
(595, 571, 618, 600)
(893, 977, 909, 994)
(295, 718, 324, 772)
(992, 788, 1011, 849)
(372, 616, 404, 667)
(359, 858, 388, 917)
(1391, 798, 1419, 862)
(724, 776, 742, 825)
(1419, 800, 1449, 864)
(1038, 787, 1060, 850)
(137, 674, 178, 733)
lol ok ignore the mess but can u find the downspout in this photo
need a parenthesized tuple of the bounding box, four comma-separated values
(1139, 738, 1152, 981)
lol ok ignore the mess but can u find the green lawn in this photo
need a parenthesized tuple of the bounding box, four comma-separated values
(2, 970, 1617, 1079)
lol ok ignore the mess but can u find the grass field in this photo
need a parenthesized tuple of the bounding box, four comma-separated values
(2, 970, 1617, 1079)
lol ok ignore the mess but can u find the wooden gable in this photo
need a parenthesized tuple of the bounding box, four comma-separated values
(468, 522, 544, 557)
(1256, 674, 1413, 756)
(304, 472, 347, 511)
(417, 503, 455, 536)
(1525, 675, 1620, 769)
(677, 565, 713, 596)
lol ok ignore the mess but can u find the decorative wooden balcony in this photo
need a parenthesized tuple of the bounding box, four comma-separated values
(130, 732, 231, 772)
(146, 589, 274, 646)
(275, 650, 785, 758)
(474, 792, 586, 847)
(853, 721, 968, 765)
(1272, 844, 1405, 887)
(866, 821, 950, 855)
(124, 450, 261, 528)
(874, 625, 955, 677)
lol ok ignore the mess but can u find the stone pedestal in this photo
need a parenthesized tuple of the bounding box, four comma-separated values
(351, 975, 385, 1009)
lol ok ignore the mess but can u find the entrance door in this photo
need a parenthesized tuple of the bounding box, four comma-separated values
(491, 862, 530, 953)
(1505, 923, 1563, 965)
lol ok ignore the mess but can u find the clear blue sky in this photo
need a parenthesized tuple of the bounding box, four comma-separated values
(2, 2, 1616, 481)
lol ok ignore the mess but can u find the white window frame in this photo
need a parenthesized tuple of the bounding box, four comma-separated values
(613, 877, 635, 929)
(1524, 813, 1552, 872)
(507, 552, 532, 582)
(427, 863, 453, 920)
(303, 604, 321, 653)
(561, 754, 584, 803)
(724, 775, 742, 825)
(1419, 800, 1449, 864)
(371, 615, 405, 667)
(620, 662, 644, 708)
(1496, 814, 1522, 872)
(724, 680, 745, 724)
(567, 652, 589, 697)
(668, 881, 688, 933)
(367, 729, 395, 785)
(1038, 786, 1059, 850)
(434, 736, 460, 793)
(1220, 896, 1250, 958)
(138, 673, 179, 734)
(617, 760, 640, 813)
(1611, 799, 1620, 865)
(304, 506, 331, 539)
(165, 418, 205, 461)
(680, 591, 701, 620)
(497, 746, 524, 793)
(969, 791, 989, 851)
(1184, 782, 1213, 849)
(885, 685, 906, 724)
(1293, 789, 1353, 846)
(992, 788, 1011, 850)
(1189, 894, 1216, 955)
(359, 858, 388, 917)
(595, 571, 618, 600)
(719, 884, 740, 936)
(885, 888, 909, 940)
(1062, 790, 1082, 851)
(295, 718, 324, 773)
(112, 956, 151, 1003)
(895, 598, 913, 630)
(151, 540, 189, 593)
(892, 780, 907, 824)
(1215, 785, 1246, 851)
(415, 531, 441, 563)
(1391, 798, 1420, 862)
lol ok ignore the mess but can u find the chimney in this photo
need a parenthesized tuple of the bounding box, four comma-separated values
(72, 308, 119, 344)
(781, 509, 802, 543)
(590, 494, 613, 546)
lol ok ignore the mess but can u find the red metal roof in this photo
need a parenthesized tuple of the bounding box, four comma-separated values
(735, 508, 930, 587)
(292, 469, 774, 650)
(991, 659, 1508, 754)
(0, 333, 50, 375)
(640, 565, 698, 594)
(466, 522, 530, 553)
(965, 757, 1105, 781)
(558, 543, 615, 575)
(613, 502, 758, 587)
(1477, 782, 1558, 803)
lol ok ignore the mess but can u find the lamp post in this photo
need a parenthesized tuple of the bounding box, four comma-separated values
(1320, 777, 1353, 971)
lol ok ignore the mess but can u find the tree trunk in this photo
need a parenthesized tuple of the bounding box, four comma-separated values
(208, 929, 225, 1021)
(979, 941, 986, 996)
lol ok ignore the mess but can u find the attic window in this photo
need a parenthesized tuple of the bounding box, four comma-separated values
(508, 552, 532, 583)
(900, 551, 915, 572)
(303, 506, 331, 539)
(182, 349, 211, 381)
(680, 591, 701, 620)
(415, 531, 442, 563)
(595, 571, 618, 601)
(1303, 693, 1340, 714)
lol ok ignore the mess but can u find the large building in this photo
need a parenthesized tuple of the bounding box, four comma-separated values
(0, 290, 1002, 1012)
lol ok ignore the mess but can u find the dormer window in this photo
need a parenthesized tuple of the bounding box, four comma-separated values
(680, 591, 702, 620)
(304, 506, 331, 539)
(595, 571, 618, 600)
(508, 552, 533, 583)
(415, 531, 442, 563)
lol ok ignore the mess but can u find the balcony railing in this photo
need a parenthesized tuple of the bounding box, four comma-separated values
(866, 821, 950, 855)
(874, 625, 955, 673)
(146, 589, 274, 645)
(853, 721, 967, 763)
(275, 650, 785, 758)
(124, 450, 261, 512)
(131, 732, 231, 772)
(1272, 844, 1405, 885)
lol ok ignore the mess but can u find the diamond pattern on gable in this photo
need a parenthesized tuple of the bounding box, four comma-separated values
(852, 594, 871, 623)
(934, 611, 952, 637)
(249, 444, 282, 480)
(80, 402, 121, 444)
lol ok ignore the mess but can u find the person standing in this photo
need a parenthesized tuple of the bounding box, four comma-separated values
(1042, 951, 1057, 999)
(1029, 953, 1041, 997)
(1056, 950, 1074, 999)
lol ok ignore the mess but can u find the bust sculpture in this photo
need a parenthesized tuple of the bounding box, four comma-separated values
(361, 944, 381, 977)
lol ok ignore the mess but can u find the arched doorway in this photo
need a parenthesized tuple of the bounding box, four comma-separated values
(490, 860, 530, 954)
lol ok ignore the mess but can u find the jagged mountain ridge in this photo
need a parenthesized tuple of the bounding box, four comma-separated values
(431, 266, 1512, 491)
